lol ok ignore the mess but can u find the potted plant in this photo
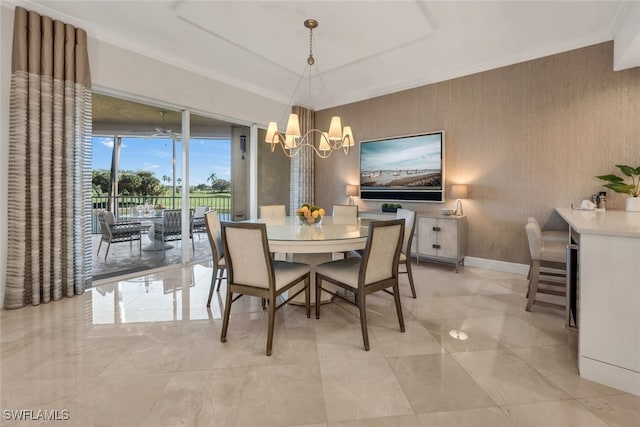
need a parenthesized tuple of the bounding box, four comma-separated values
(596, 164, 640, 212)
(381, 203, 402, 213)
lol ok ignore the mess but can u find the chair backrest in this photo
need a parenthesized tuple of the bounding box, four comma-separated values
(525, 222, 543, 260)
(360, 219, 404, 286)
(396, 208, 416, 254)
(102, 210, 116, 226)
(204, 210, 224, 261)
(194, 206, 209, 218)
(163, 209, 183, 234)
(332, 204, 358, 224)
(259, 204, 286, 220)
(97, 211, 112, 238)
(221, 222, 274, 289)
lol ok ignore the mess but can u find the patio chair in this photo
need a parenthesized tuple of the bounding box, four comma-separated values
(204, 210, 226, 306)
(96, 210, 142, 260)
(153, 209, 194, 257)
(192, 206, 210, 238)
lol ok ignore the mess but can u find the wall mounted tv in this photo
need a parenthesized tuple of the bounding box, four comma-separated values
(359, 131, 444, 202)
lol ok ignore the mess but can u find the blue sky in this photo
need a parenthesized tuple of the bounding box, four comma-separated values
(92, 136, 230, 185)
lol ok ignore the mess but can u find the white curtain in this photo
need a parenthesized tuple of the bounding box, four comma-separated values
(289, 106, 315, 212)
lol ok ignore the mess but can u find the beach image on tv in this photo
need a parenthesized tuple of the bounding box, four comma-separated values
(360, 133, 442, 190)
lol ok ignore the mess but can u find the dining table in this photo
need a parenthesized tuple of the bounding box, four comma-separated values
(121, 212, 172, 251)
(245, 215, 370, 304)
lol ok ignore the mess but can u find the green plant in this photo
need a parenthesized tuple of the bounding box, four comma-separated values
(597, 164, 640, 197)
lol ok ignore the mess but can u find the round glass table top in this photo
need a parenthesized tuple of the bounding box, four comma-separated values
(246, 216, 368, 242)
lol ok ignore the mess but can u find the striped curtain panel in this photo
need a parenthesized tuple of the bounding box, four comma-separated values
(5, 6, 92, 308)
(289, 105, 315, 213)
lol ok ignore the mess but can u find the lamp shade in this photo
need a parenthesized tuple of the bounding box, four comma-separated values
(319, 132, 331, 152)
(345, 184, 359, 197)
(328, 116, 343, 140)
(265, 122, 278, 143)
(285, 113, 301, 137)
(450, 184, 469, 199)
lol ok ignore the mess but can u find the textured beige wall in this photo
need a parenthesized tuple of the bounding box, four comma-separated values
(316, 42, 640, 265)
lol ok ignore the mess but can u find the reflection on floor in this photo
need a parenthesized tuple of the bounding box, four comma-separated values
(1, 261, 638, 426)
(91, 231, 212, 280)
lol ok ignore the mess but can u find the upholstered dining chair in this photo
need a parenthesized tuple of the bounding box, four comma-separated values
(315, 219, 405, 351)
(525, 221, 567, 313)
(154, 209, 194, 257)
(220, 222, 311, 356)
(97, 210, 142, 259)
(396, 208, 417, 298)
(204, 210, 226, 306)
(259, 204, 286, 221)
(332, 204, 358, 224)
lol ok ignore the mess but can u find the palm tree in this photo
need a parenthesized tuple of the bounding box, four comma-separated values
(207, 172, 217, 185)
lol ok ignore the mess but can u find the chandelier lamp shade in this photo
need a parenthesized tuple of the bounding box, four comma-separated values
(265, 19, 355, 159)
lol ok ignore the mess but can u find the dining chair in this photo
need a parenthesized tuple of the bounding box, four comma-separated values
(259, 204, 286, 221)
(220, 222, 311, 356)
(396, 208, 417, 298)
(154, 209, 194, 257)
(332, 204, 358, 224)
(204, 210, 226, 306)
(315, 219, 405, 351)
(96, 211, 142, 259)
(525, 221, 567, 313)
(259, 204, 288, 260)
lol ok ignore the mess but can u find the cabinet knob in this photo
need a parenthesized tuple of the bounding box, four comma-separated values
(432, 244, 441, 249)
(432, 226, 441, 231)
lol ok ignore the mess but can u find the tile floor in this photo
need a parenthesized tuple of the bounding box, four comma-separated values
(1, 261, 638, 426)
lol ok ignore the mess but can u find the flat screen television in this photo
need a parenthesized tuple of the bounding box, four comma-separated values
(359, 131, 444, 201)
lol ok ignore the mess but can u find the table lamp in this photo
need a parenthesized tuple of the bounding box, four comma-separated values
(450, 184, 469, 216)
(345, 184, 359, 205)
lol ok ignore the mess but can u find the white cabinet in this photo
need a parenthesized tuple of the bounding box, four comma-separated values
(416, 215, 467, 272)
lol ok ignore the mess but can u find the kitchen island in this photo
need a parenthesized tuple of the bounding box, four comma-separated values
(556, 208, 640, 396)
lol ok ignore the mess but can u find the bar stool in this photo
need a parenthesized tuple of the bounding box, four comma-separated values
(525, 221, 567, 312)
(526, 217, 569, 280)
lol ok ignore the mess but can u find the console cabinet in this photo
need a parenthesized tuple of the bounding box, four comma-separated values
(416, 215, 467, 272)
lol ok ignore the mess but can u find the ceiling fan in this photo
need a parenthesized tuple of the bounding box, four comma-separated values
(147, 111, 181, 139)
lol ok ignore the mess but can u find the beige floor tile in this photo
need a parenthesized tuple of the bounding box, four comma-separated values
(452, 349, 570, 405)
(371, 320, 444, 357)
(511, 345, 623, 398)
(1, 263, 635, 426)
(469, 315, 569, 349)
(234, 362, 327, 427)
(422, 318, 507, 353)
(417, 407, 516, 427)
(329, 414, 423, 427)
(388, 354, 495, 413)
(578, 394, 640, 427)
(320, 357, 413, 422)
(502, 399, 610, 427)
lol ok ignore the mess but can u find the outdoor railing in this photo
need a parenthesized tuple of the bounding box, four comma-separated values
(92, 194, 232, 233)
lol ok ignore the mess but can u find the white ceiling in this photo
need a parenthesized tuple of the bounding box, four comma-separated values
(11, 1, 640, 110)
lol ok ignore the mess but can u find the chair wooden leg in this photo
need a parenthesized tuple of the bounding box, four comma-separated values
(392, 282, 406, 332)
(207, 272, 215, 307)
(526, 260, 541, 311)
(357, 290, 370, 351)
(97, 240, 102, 255)
(266, 297, 276, 356)
(315, 274, 322, 319)
(305, 275, 311, 319)
(220, 291, 233, 343)
(105, 242, 111, 260)
(215, 269, 224, 291)
(405, 260, 417, 298)
(261, 298, 266, 309)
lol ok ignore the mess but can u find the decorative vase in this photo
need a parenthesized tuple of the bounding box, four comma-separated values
(625, 197, 640, 212)
(298, 215, 323, 226)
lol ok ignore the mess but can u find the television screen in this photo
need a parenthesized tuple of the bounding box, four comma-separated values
(359, 131, 444, 201)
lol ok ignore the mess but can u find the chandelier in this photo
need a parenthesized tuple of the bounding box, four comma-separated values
(265, 19, 355, 159)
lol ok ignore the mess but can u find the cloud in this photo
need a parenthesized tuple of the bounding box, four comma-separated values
(97, 137, 114, 148)
(144, 163, 160, 169)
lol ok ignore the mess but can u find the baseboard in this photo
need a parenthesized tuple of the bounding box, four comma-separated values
(463, 256, 530, 275)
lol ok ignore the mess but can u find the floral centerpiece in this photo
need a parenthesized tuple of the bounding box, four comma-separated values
(295, 203, 325, 225)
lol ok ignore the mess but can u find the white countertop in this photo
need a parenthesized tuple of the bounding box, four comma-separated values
(556, 207, 640, 238)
